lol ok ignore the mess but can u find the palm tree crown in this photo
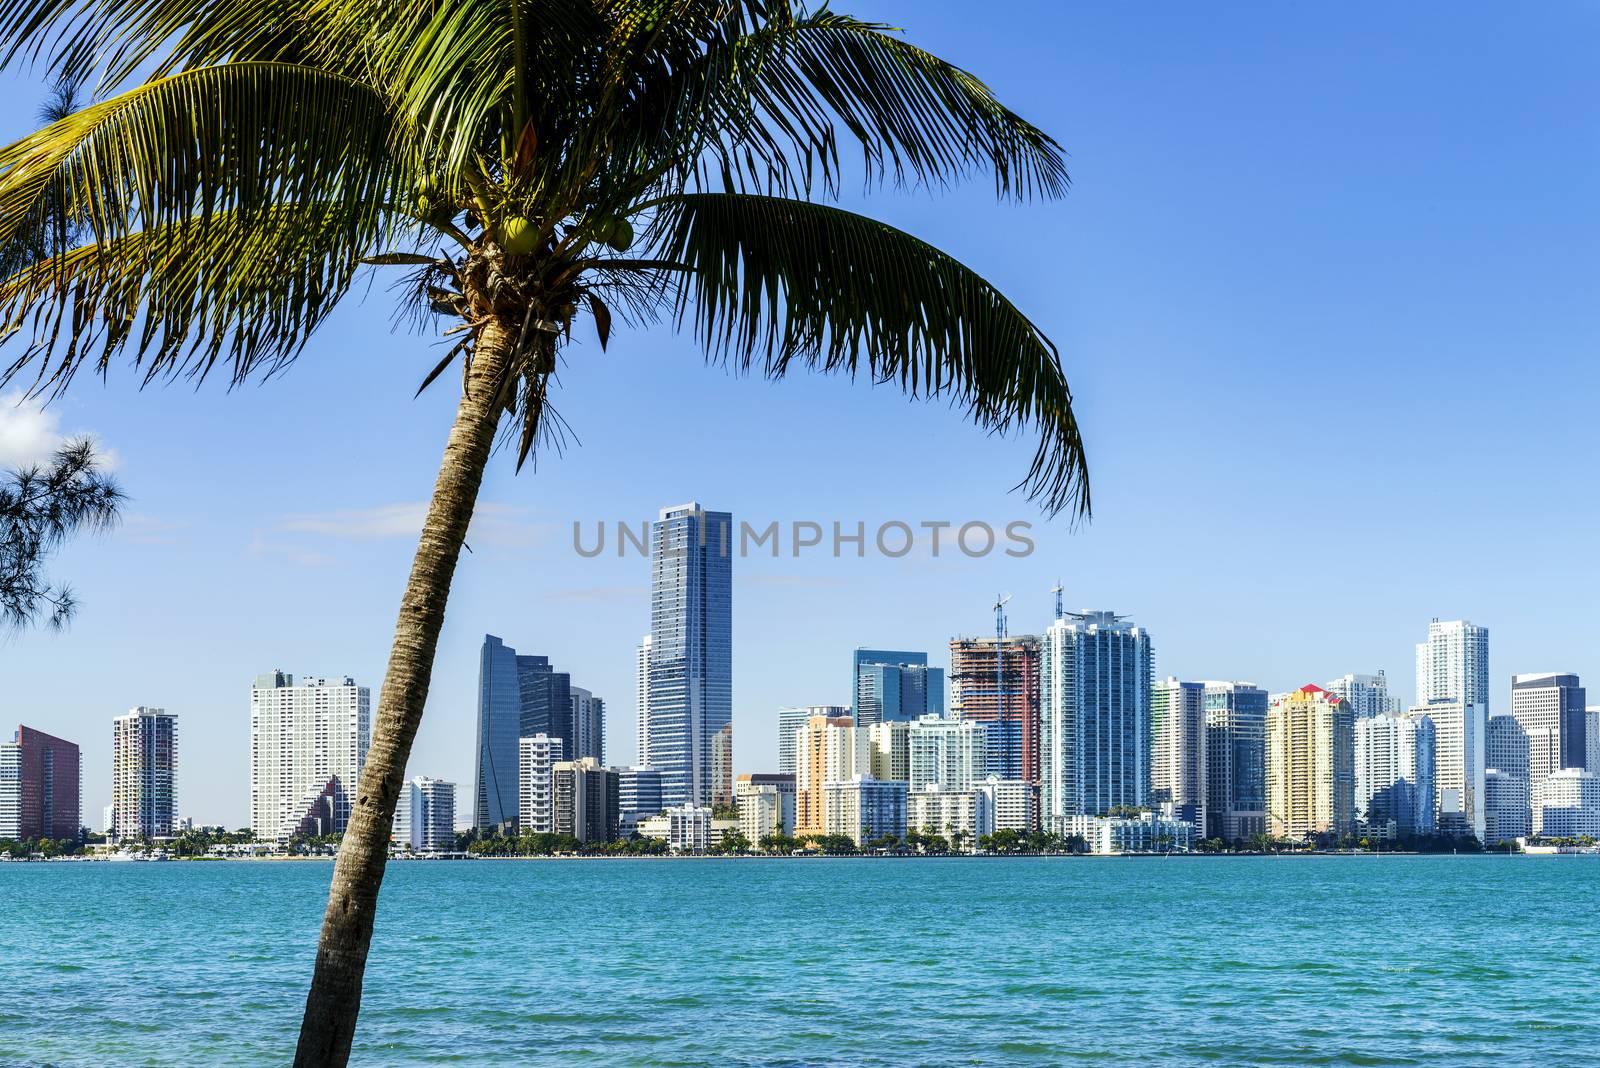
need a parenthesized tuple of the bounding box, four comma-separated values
(0, 0, 1086, 513)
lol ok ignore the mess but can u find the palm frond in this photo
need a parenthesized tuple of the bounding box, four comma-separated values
(653, 192, 1087, 516)
(0, 201, 384, 392)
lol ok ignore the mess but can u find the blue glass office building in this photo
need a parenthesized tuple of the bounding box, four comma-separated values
(851, 649, 945, 727)
(474, 634, 574, 829)
(647, 503, 733, 808)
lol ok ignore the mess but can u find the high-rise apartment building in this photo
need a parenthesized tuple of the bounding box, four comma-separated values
(1265, 685, 1355, 841)
(250, 672, 371, 841)
(710, 723, 734, 808)
(517, 733, 564, 833)
(1202, 682, 1268, 841)
(908, 784, 978, 847)
(1405, 699, 1485, 840)
(822, 776, 907, 846)
(393, 777, 456, 852)
(112, 707, 177, 840)
(1039, 611, 1152, 831)
(852, 649, 944, 726)
(636, 635, 651, 765)
(1325, 672, 1401, 718)
(0, 725, 81, 841)
(1415, 619, 1490, 708)
(777, 705, 847, 776)
(908, 715, 989, 793)
(570, 687, 606, 764)
(553, 758, 619, 843)
(735, 773, 796, 840)
(867, 720, 910, 783)
(795, 714, 866, 836)
(1510, 673, 1587, 778)
(975, 776, 1035, 834)
(1354, 712, 1435, 835)
(647, 503, 733, 808)
(1151, 678, 1205, 828)
(950, 634, 1041, 783)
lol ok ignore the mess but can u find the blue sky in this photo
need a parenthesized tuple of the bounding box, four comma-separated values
(2, 2, 1596, 829)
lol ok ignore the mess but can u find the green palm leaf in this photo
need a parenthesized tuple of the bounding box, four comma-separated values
(653, 191, 1087, 516)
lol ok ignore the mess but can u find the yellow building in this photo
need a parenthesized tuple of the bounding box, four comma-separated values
(794, 714, 866, 836)
(1266, 684, 1355, 841)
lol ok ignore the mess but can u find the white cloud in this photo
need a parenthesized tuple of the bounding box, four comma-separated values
(0, 391, 118, 469)
(277, 501, 549, 548)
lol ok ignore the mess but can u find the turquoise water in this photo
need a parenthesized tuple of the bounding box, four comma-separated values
(1, 855, 1596, 1066)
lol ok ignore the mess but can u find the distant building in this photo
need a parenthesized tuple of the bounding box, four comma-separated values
(852, 649, 944, 726)
(553, 758, 618, 843)
(735, 773, 795, 840)
(1588, 707, 1600, 775)
(823, 777, 907, 847)
(1406, 699, 1486, 841)
(1201, 682, 1269, 841)
(710, 723, 734, 808)
(1039, 611, 1152, 831)
(1151, 678, 1205, 829)
(570, 687, 606, 764)
(0, 725, 81, 841)
(908, 784, 977, 849)
(475, 635, 572, 829)
(518, 734, 564, 833)
(975, 777, 1035, 835)
(638, 803, 712, 852)
(1483, 769, 1530, 845)
(636, 635, 651, 765)
(777, 705, 847, 777)
(646, 503, 733, 809)
(908, 715, 988, 793)
(1063, 812, 1195, 855)
(112, 707, 177, 840)
(795, 714, 866, 836)
(1266, 685, 1355, 841)
(1354, 712, 1435, 835)
(1325, 672, 1401, 718)
(1536, 768, 1600, 839)
(1415, 619, 1490, 708)
(393, 777, 456, 852)
(616, 765, 663, 837)
(250, 671, 370, 841)
(868, 720, 910, 783)
(950, 634, 1041, 784)
(1510, 673, 1586, 772)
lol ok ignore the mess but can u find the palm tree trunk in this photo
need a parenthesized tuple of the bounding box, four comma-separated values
(293, 320, 514, 1068)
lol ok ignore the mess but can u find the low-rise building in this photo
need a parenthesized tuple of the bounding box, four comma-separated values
(392, 776, 456, 852)
(616, 765, 662, 837)
(735, 773, 795, 841)
(1483, 768, 1530, 845)
(1537, 768, 1600, 839)
(638, 803, 713, 852)
(1063, 812, 1196, 855)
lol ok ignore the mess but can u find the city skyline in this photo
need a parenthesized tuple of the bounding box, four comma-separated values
(3, 2, 1599, 826)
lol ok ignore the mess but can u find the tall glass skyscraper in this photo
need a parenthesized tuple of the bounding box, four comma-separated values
(1202, 681, 1268, 841)
(852, 649, 945, 726)
(647, 503, 733, 808)
(474, 634, 575, 829)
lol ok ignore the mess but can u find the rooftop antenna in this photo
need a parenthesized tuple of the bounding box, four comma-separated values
(1050, 580, 1064, 621)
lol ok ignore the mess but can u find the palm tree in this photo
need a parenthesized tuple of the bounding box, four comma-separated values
(0, 3, 1087, 1064)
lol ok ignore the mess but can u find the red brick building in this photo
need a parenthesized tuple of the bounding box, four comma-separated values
(3, 725, 82, 841)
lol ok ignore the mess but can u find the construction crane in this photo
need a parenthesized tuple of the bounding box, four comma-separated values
(1050, 580, 1064, 621)
(993, 593, 1011, 779)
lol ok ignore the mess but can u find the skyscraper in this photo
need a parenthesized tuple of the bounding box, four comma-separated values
(1509, 673, 1587, 777)
(570, 686, 605, 764)
(1325, 672, 1400, 718)
(474, 634, 579, 829)
(1405, 699, 1485, 840)
(1202, 681, 1268, 841)
(907, 715, 989, 793)
(636, 635, 651, 764)
(392, 777, 456, 852)
(1485, 713, 1531, 840)
(795, 713, 866, 836)
(1265, 685, 1355, 841)
(112, 707, 177, 840)
(1151, 678, 1205, 828)
(647, 503, 733, 808)
(250, 672, 371, 841)
(1354, 712, 1434, 835)
(777, 705, 846, 776)
(1415, 619, 1490, 708)
(852, 649, 945, 726)
(1038, 611, 1152, 830)
(0, 725, 81, 841)
(950, 634, 1041, 783)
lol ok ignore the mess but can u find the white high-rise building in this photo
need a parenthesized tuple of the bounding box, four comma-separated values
(1415, 619, 1489, 708)
(975, 776, 1034, 835)
(112, 706, 177, 840)
(0, 740, 19, 839)
(868, 720, 910, 783)
(1406, 700, 1485, 841)
(1536, 768, 1600, 839)
(1151, 678, 1205, 829)
(1354, 712, 1435, 834)
(250, 672, 371, 841)
(635, 635, 651, 765)
(1039, 611, 1153, 831)
(1484, 715, 1531, 840)
(1509, 673, 1587, 778)
(1326, 672, 1401, 718)
(393, 777, 456, 852)
(907, 715, 989, 793)
(823, 776, 907, 846)
(908, 784, 978, 848)
(518, 734, 565, 832)
(778, 705, 848, 777)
